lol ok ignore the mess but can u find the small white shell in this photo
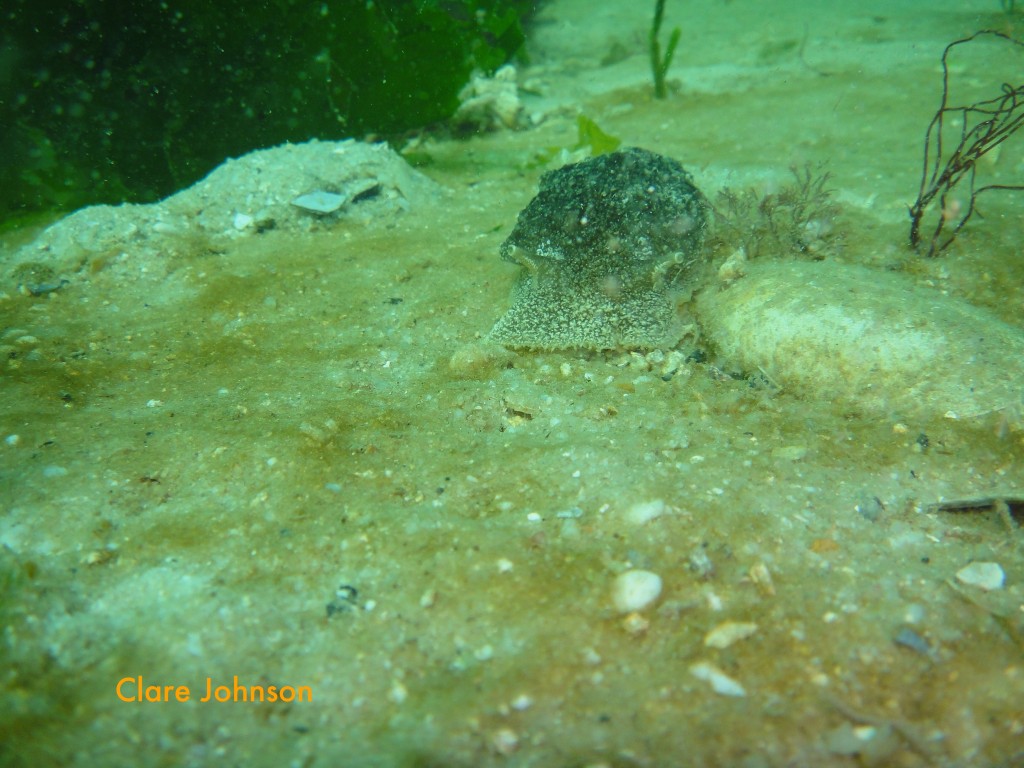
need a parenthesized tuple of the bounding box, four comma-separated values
(704, 621, 759, 649)
(291, 190, 346, 214)
(690, 661, 747, 697)
(956, 562, 1005, 591)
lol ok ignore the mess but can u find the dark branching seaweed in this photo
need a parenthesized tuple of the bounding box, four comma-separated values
(909, 30, 1024, 257)
(713, 165, 841, 260)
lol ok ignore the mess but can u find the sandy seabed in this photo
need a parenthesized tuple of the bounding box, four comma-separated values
(2, 1, 1023, 766)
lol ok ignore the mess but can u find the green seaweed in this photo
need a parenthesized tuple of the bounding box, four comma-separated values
(574, 115, 623, 156)
(650, 0, 682, 99)
(529, 115, 622, 167)
(0, 0, 537, 223)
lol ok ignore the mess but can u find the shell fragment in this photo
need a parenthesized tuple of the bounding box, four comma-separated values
(291, 190, 347, 214)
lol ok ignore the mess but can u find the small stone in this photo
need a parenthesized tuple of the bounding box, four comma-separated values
(749, 562, 776, 596)
(704, 621, 759, 649)
(810, 538, 840, 554)
(490, 727, 519, 756)
(623, 499, 667, 525)
(855, 496, 885, 522)
(660, 349, 688, 379)
(824, 722, 862, 756)
(555, 507, 583, 519)
(388, 679, 408, 704)
(771, 445, 808, 462)
(717, 246, 747, 282)
(611, 570, 663, 613)
(689, 661, 746, 697)
(621, 612, 651, 635)
(955, 561, 1005, 591)
(688, 548, 714, 579)
(510, 694, 532, 711)
(893, 627, 933, 657)
(448, 341, 515, 378)
(84, 549, 116, 566)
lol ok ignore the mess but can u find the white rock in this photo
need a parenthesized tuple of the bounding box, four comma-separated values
(956, 561, 1005, 591)
(690, 661, 747, 697)
(611, 570, 663, 613)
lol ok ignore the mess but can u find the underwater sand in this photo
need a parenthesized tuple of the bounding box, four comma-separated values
(2, 0, 1023, 766)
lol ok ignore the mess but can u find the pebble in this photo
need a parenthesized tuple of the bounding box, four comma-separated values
(448, 341, 515, 378)
(893, 627, 933, 657)
(611, 570, 663, 613)
(955, 561, 1005, 591)
(688, 548, 714, 579)
(510, 694, 532, 711)
(704, 621, 759, 649)
(770, 445, 808, 462)
(490, 727, 519, 756)
(621, 612, 651, 635)
(623, 499, 667, 525)
(388, 679, 408, 704)
(749, 562, 776, 596)
(689, 661, 746, 697)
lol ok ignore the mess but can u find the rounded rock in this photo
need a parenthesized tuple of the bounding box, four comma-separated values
(696, 259, 1024, 422)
